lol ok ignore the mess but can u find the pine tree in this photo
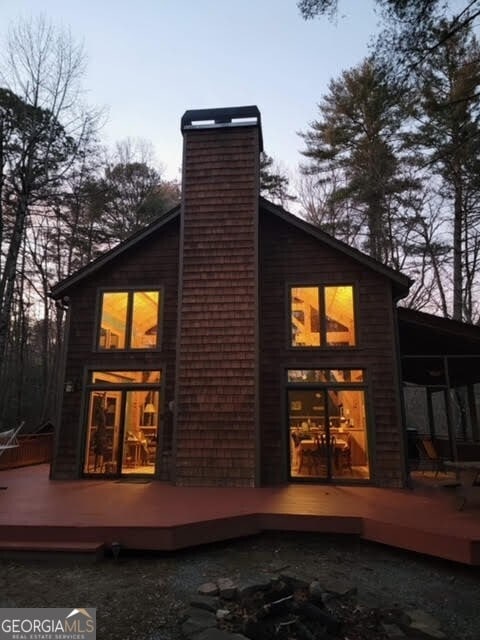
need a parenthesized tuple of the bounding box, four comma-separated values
(300, 59, 416, 264)
(412, 20, 480, 320)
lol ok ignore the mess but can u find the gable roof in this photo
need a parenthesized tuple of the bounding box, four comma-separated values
(50, 198, 411, 300)
(50, 204, 181, 299)
(260, 197, 412, 300)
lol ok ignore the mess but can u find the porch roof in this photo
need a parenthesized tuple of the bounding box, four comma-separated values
(398, 307, 480, 386)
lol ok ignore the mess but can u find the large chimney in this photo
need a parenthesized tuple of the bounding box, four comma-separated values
(173, 106, 263, 487)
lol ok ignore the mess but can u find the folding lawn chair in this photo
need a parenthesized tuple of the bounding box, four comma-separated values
(0, 421, 25, 459)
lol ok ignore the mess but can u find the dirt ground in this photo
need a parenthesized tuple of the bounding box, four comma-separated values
(1, 532, 479, 640)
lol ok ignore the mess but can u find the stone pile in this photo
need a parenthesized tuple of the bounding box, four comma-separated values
(180, 574, 446, 640)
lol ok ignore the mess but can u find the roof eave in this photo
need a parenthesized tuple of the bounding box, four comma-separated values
(398, 306, 480, 341)
(50, 203, 181, 299)
(259, 197, 412, 299)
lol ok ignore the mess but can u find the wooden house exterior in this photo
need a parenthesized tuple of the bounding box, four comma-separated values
(50, 106, 412, 488)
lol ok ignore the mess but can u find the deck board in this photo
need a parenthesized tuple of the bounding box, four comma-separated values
(0, 465, 479, 564)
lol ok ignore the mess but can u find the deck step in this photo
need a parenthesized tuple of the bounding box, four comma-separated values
(0, 540, 105, 560)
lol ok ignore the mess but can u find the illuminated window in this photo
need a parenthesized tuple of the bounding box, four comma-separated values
(131, 292, 159, 349)
(287, 369, 364, 383)
(91, 371, 161, 384)
(291, 285, 356, 347)
(98, 290, 160, 350)
(287, 369, 369, 481)
(84, 370, 161, 476)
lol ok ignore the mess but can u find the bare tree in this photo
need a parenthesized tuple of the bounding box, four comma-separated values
(0, 16, 101, 423)
(296, 171, 362, 246)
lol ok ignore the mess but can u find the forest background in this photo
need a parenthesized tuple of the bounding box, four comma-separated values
(1, 0, 479, 430)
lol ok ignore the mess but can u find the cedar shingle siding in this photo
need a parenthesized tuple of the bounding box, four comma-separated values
(259, 210, 406, 488)
(51, 221, 180, 479)
(174, 127, 259, 487)
(51, 106, 409, 488)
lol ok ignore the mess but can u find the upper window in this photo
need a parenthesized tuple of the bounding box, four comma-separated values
(291, 285, 356, 347)
(98, 290, 160, 350)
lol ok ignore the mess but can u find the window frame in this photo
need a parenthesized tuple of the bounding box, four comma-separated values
(288, 283, 358, 349)
(81, 366, 164, 477)
(94, 286, 163, 353)
(285, 367, 371, 483)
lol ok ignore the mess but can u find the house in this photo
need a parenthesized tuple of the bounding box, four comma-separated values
(50, 105, 480, 488)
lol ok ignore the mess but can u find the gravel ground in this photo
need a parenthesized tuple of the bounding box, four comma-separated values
(1, 532, 479, 640)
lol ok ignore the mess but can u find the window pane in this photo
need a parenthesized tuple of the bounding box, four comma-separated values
(325, 286, 355, 346)
(288, 369, 364, 383)
(288, 370, 329, 382)
(121, 390, 158, 474)
(330, 369, 364, 383)
(330, 389, 369, 480)
(91, 371, 161, 384)
(289, 389, 327, 479)
(83, 391, 121, 475)
(99, 292, 127, 349)
(291, 287, 321, 347)
(288, 387, 369, 481)
(131, 291, 159, 349)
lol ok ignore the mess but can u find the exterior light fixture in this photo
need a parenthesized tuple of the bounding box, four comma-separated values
(65, 380, 77, 393)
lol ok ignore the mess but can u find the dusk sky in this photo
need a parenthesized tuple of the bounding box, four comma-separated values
(0, 0, 380, 181)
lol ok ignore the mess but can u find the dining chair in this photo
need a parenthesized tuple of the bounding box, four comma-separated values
(309, 434, 327, 475)
(417, 438, 446, 477)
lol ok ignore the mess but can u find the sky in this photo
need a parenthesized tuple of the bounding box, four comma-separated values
(0, 0, 380, 182)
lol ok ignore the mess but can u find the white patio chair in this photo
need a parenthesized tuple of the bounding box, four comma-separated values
(0, 421, 25, 458)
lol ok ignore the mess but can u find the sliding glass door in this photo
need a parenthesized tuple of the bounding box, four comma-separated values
(83, 370, 161, 477)
(287, 369, 370, 481)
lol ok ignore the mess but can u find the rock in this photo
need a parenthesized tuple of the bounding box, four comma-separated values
(217, 577, 237, 600)
(198, 582, 219, 597)
(262, 578, 292, 603)
(382, 622, 407, 639)
(280, 573, 311, 590)
(309, 580, 325, 606)
(181, 608, 217, 637)
(216, 609, 231, 621)
(190, 595, 219, 613)
(402, 609, 446, 639)
(237, 578, 272, 599)
(321, 577, 357, 598)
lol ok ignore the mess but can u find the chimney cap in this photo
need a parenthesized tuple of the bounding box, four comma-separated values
(181, 105, 263, 151)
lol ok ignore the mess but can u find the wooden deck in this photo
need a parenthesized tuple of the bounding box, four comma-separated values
(0, 465, 479, 565)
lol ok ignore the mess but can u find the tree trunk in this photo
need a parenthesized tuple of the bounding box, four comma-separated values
(0, 191, 29, 364)
(452, 181, 463, 320)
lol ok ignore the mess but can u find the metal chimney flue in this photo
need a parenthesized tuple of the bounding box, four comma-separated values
(181, 105, 263, 151)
